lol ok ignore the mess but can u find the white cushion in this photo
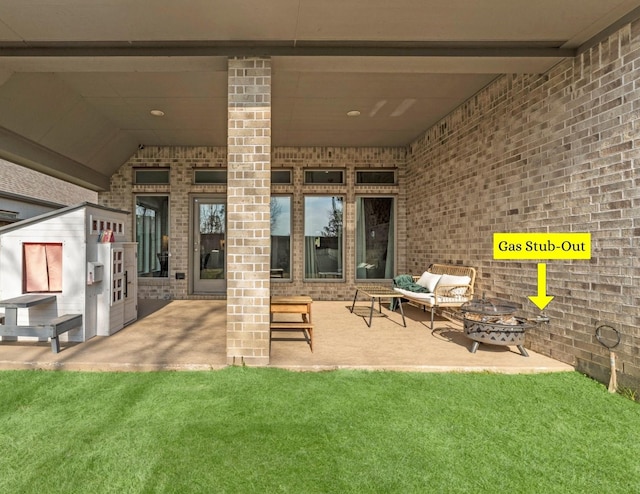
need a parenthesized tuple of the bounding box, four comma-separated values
(438, 274, 471, 295)
(394, 288, 435, 304)
(393, 287, 470, 306)
(416, 272, 442, 292)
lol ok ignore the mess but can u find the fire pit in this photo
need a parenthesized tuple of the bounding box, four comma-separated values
(461, 297, 533, 357)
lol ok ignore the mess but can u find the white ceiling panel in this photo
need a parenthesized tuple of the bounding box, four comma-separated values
(0, 0, 637, 189)
(0, 0, 301, 41)
(0, 73, 81, 141)
(39, 100, 120, 163)
(295, 0, 638, 44)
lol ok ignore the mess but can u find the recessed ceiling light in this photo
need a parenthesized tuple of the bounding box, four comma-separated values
(150, 109, 165, 117)
(346, 110, 361, 117)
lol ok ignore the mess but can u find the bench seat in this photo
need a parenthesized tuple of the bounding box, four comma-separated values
(270, 321, 314, 351)
(0, 313, 82, 353)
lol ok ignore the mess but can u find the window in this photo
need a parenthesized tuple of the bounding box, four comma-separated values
(111, 248, 124, 305)
(304, 196, 344, 280)
(90, 215, 124, 236)
(270, 196, 291, 279)
(136, 195, 169, 278)
(134, 169, 170, 185)
(356, 170, 396, 184)
(194, 169, 227, 184)
(23, 243, 62, 292)
(356, 197, 395, 280)
(271, 169, 292, 184)
(304, 170, 344, 184)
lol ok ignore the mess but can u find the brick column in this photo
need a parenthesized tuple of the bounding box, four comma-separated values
(226, 57, 271, 365)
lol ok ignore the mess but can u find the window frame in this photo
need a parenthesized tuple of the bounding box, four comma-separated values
(355, 169, 397, 185)
(193, 169, 228, 185)
(304, 169, 345, 185)
(270, 194, 293, 281)
(303, 195, 345, 282)
(134, 168, 170, 185)
(271, 169, 292, 185)
(22, 242, 63, 293)
(135, 194, 170, 279)
(355, 195, 397, 282)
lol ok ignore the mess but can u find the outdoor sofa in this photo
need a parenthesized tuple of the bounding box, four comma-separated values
(393, 263, 477, 329)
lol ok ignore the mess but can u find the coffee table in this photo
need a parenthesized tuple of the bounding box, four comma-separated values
(350, 284, 406, 327)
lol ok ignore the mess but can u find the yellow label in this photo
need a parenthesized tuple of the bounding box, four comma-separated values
(493, 233, 591, 260)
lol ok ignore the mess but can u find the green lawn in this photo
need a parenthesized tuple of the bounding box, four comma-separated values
(0, 369, 639, 493)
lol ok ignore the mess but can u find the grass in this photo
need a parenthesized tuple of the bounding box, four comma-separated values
(0, 369, 639, 493)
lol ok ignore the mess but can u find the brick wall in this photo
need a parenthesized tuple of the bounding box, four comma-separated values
(407, 22, 640, 390)
(100, 146, 406, 302)
(270, 147, 407, 301)
(100, 146, 227, 300)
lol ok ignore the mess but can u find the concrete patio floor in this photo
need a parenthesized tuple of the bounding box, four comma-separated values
(0, 299, 574, 373)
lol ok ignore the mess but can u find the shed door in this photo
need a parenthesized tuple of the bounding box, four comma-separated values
(123, 243, 137, 326)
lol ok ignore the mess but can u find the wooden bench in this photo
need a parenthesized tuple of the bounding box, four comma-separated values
(0, 314, 83, 353)
(269, 321, 314, 352)
(393, 263, 476, 329)
(270, 296, 314, 352)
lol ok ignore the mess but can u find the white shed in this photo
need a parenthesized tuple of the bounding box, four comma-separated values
(0, 203, 137, 346)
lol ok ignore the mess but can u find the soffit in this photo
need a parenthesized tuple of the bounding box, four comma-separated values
(0, 0, 637, 190)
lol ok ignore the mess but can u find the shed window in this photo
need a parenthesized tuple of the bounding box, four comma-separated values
(23, 243, 63, 292)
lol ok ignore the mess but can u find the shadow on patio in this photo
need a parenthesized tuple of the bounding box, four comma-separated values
(0, 299, 573, 373)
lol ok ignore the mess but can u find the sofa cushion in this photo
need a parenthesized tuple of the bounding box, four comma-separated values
(416, 271, 442, 292)
(393, 287, 470, 306)
(394, 288, 435, 304)
(439, 274, 471, 295)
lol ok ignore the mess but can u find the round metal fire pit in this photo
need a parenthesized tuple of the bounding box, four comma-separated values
(461, 298, 533, 357)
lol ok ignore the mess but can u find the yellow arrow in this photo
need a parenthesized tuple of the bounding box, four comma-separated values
(528, 263, 554, 310)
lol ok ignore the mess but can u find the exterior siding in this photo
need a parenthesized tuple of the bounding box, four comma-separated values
(0, 159, 97, 210)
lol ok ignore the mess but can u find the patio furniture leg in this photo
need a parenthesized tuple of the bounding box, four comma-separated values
(430, 307, 435, 330)
(470, 341, 480, 353)
(350, 289, 359, 313)
(396, 298, 406, 327)
(517, 345, 529, 357)
(390, 298, 406, 327)
(368, 297, 375, 327)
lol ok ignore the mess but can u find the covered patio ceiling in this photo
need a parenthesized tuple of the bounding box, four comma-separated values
(0, 0, 639, 191)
